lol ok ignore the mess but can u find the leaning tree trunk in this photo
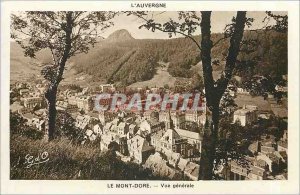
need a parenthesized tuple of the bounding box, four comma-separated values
(44, 12, 73, 141)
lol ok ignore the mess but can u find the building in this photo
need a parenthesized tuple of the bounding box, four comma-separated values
(143, 110, 153, 121)
(128, 124, 138, 135)
(247, 165, 266, 180)
(176, 128, 202, 153)
(75, 115, 89, 130)
(100, 133, 114, 151)
(68, 95, 93, 112)
(98, 110, 116, 124)
(159, 111, 185, 129)
(75, 115, 99, 130)
(23, 97, 43, 109)
(139, 120, 151, 133)
(160, 147, 181, 167)
(19, 88, 30, 96)
(93, 124, 103, 135)
(56, 101, 78, 112)
(277, 140, 288, 153)
(143, 152, 182, 180)
(258, 111, 272, 119)
(184, 161, 200, 181)
(84, 129, 97, 141)
(233, 105, 258, 126)
(127, 134, 155, 164)
(229, 160, 248, 180)
(150, 129, 166, 149)
(103, 122, 113, 132)
(275, 85, 288, 93)
(237, 87, 250, 95)
(159, 129, 188, 156)
(100, 84, 115, 93)
(256, 154, 274, 172)
(117, 122, 129, 136)
(185, 110, 199, 124)
(22, 113, 45, 132)
(261, 145, 275, 154)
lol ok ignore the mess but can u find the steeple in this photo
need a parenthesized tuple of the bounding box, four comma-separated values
(168, 109, 174, 129)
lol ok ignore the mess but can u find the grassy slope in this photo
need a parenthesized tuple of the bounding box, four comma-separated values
(235, 94, 271, 111)
(10, 42, 42, 83)
(128, 62, 176, 88)
(10, 135, 163, 180)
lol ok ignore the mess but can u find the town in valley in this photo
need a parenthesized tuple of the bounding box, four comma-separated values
(9, 11, 288, 180)
(10, 76, 288, 180)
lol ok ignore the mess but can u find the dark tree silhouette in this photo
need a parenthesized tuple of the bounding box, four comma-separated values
(11, 11, 116, 141)
(199, 11, 247, 180)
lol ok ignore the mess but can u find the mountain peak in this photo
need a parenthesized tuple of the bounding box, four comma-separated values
(107, 29, 134, 41)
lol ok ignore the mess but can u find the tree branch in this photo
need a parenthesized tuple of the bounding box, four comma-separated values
(216, 11, 247, 99)
(56, 12, 73, 85)
(212, 36, 229, 47)
(132, 12, 202, 51)
(44, 12, 63, 27)
(200, 11, 216, 108)
(161, 29, 201, 51)
(48, 43, 58, 66)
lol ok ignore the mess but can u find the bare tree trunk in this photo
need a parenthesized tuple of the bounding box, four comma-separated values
(45, 86, 58, 141)
(199, 11, 218, 180)
(199, 103, 220, 180)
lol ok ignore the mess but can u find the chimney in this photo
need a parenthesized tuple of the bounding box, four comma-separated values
(258, 141, 261, 153)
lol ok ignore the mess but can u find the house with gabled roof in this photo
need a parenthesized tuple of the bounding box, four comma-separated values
(184, 162, 200, 181)
(103, 122, 112, 132)
(93, 124, 103, 135)
(233, 105, 258, 126)
(160, 129, 188, 156)
(127, 134, 155, 164)
(117, 122, 129, 136)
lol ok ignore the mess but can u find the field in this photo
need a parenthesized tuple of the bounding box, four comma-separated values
(128, 62, 176, 88)
(235, 94, 271, 111)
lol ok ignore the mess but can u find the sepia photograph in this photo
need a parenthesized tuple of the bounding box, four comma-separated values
(9, 10, 289, 181)
(1, 1, 299, 194)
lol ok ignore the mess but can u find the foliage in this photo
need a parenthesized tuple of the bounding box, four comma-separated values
(10, 88, 20, 104)
(55, 111, 84, 143)
(11, 11, 117, 140)
(10, 112, 44, 140)
(60, 84, 83, 93)
(216, 115, 287, 169)
(263, 11, 288, 33)
(68, 29, 287, 87)
(219, 92, 237, 116)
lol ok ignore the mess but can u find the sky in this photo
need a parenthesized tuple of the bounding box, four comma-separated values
(99, 11, 287, 39)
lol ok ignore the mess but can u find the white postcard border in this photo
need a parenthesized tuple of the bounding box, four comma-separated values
(1, 1, 299, 194)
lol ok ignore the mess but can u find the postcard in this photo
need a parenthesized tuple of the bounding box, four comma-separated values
(1, 0, 299, 194)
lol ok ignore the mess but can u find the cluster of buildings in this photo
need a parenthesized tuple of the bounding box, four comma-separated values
(10, 82, 47, 132)
(10, 80, 288, 180)
(233, 105, 258, 126)
(225, 130, 288, 180)
(78, 109, 204, 180)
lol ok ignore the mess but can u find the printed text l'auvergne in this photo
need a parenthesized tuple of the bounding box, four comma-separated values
(131, 3, 166, 8)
